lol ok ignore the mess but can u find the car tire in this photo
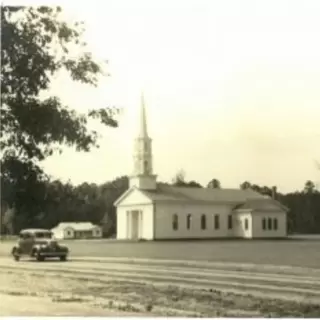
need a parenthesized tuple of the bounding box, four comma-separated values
(60, 255, 67, 262)
(36, 253, 45, 262)
(12, 248, 20, 261)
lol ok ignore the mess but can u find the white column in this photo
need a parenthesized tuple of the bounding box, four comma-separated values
(139, 210, 143, 238)
(126, 211, 131, 239)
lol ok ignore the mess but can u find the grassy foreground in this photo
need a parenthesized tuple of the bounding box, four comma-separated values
(1, 267, 319, 317)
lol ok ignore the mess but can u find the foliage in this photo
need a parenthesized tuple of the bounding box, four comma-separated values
(240, 181, 251, 190)
(172, 170, 202, 188)
(1, 6, 118, 223)
(172, 169, 186, 185)
(207, 178, 221, 189)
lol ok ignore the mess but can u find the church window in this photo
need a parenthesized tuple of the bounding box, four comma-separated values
(244, 218, 249, 230)
(228, 215, 233, 229)
(172, 214, 178, 230)
(186, 214, 192, 230)
(267, 218, 272, 230)
(262, 218, 266, 230)
(201, 214, 206, 230)
(273, 218, 278, 230)
(214, 214, 220, 230)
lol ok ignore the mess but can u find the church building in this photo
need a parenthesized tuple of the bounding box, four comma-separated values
(114, 95, 288, 240)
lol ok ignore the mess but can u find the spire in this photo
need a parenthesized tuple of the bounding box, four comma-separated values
(139, 92, 148, 138)
(130, 91, 157, 190)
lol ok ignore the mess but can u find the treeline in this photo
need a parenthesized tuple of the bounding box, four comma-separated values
(1, 176, 128, 237)
(1, 173, 319, 236)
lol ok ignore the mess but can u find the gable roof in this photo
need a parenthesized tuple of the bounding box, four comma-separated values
(115, 183, 269, 206)
(113, 186, 152, 206)
(52, 222, 100, 231)
(140, 183, 265, 204)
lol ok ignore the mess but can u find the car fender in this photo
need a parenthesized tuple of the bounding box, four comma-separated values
(31, 244, 42, 254)
(32, 244, 43, 251)
(11, 246, 21, 255)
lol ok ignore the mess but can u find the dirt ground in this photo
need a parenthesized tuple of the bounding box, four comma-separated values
(0, 294, 150, 316)
(0, 257, 320, 317)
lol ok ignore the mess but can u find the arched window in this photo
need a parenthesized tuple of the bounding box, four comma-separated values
(201, 214, 206, 230)
(186, 214, 192, 230)
(244, 218, 249, 230)
(262, 218, 266, 230)
(172, 214, 178, 230)
(268, 218, 272, 230)
(273, 218, 278, 230)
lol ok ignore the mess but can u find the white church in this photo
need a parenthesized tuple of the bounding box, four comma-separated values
(114, 95, 288, 240)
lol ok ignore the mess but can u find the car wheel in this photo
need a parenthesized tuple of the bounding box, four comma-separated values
(12, 248, 20, 261)
(60, 255, 67, 262)
(13, 253, 20, 261)
(36, 253, 45, 262)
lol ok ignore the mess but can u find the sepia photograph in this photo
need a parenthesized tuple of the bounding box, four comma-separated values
(0, 0, 320, 317)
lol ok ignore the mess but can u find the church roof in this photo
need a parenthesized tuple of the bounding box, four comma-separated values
(234, 197, 288, 212)
(140, 183, 267, 204)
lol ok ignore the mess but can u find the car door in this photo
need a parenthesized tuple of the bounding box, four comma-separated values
(19, 232, 34, 254)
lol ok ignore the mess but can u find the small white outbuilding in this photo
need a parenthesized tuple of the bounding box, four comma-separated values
(51, 222, 102, 240)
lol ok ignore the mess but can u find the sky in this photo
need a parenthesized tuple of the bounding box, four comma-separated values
(8, 0, 320, 192)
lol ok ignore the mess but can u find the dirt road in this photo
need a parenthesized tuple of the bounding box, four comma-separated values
(0, 256, 320, 317)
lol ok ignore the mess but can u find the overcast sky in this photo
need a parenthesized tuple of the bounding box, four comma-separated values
(9, 0, 320, 192)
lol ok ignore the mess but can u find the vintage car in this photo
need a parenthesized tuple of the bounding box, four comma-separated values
(11, 228, 69, 262)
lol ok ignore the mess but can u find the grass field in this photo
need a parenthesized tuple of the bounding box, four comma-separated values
(1, 237, 320, 268)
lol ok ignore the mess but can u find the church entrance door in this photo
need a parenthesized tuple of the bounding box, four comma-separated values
(131, 210, 138, 239)
(129, 210, 142, 240)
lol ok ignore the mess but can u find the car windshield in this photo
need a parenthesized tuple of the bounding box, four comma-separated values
(35, 232, 52, 239)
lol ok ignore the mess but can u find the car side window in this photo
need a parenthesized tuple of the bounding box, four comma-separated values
(21, 233, 32, 240)
(19, 233, 26, 240)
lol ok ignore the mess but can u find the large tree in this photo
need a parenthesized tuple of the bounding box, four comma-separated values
(1, 6, 118, 224)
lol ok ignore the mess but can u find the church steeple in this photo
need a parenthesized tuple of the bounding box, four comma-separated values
(129, 92, 157, 190)
(139, 93, 148, 138)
